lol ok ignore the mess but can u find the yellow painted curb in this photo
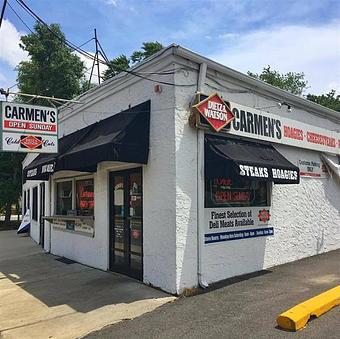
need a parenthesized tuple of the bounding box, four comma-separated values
(277, 285, 340, 331)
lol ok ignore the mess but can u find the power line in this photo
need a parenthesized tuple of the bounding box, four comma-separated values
(78, 37, 95, 48)
(14, 0, 196, 87)
(6, 0, 33, 33)
(0, 0, 7, 28)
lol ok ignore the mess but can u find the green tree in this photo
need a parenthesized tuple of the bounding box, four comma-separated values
(17, 22, 86, 105)
(103, 41, 164, 81)
(103, 55, 130, 79)
(0, 153, 25, 222)
(307, 90, 340, 112)
(130, 41, 164, 63)
(248, 66, 308, 96)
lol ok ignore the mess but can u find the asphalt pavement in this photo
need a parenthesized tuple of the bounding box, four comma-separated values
(86, 249, 340, 339)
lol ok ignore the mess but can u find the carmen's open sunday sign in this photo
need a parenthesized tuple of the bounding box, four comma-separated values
(0, 101, 58, 153)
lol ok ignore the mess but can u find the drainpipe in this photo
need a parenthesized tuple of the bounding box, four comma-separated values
(197, 63, 209, 289)
(48, 178, 52, 253)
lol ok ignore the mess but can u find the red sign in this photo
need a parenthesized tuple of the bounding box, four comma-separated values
(20, 135, 43, 150)
(258, 209, 271, 223)
(193, 93, 235, 132)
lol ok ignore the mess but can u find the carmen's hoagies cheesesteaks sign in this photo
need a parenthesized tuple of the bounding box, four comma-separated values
(191, 93, 340, 155)
(0, 101, 58, 153)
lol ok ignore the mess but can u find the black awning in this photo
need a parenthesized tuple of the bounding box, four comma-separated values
(59, 100, 150, 172)
(24, 100, 150, 181)
(205, 135, 300, 184)
(23, 125, 92, 181)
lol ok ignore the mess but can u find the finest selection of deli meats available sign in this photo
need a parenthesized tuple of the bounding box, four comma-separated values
(205, 206, 274, 244)
(0, 101, 58, 153)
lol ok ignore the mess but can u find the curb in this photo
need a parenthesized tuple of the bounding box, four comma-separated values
(277, 285, 340, 331)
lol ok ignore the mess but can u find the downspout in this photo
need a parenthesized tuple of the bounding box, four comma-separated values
(197, 63, 209, 289)
(48, 177, 52, 253)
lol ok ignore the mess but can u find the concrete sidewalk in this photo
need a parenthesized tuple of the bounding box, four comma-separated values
(0, 231, 175, 339)
(87, 249, 340, 339)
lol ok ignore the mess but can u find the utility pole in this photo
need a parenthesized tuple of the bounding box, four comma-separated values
(0, 0, 7, 28)
(88, 28, 101, 89)
(94, 29, 101, 85)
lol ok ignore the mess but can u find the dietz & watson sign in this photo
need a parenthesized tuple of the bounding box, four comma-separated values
(191, 93, 340, 155)
(0, 101, 58, 153)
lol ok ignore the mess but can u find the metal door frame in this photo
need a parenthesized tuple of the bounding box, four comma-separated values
(109, 168, 143, 280)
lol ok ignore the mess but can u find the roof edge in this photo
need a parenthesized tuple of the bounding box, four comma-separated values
(171, 45, 340, 121)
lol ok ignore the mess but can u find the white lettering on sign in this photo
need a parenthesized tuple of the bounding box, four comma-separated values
(204, 100, 229, 121)
(41, 164, 55, 173)
(239, 165, 269, 178)
(1, 101, 58, 153)
(272, 168, 298, 181)
(27, 168, 38, 177)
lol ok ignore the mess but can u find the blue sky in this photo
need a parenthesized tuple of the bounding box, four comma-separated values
(1, 0, 339, 94)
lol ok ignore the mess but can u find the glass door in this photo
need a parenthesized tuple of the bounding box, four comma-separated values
(109, 168, 143, 280)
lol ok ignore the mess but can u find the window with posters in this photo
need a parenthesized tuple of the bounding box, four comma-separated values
(50, 177, 94, 236)
(56, 181, 73, 215)
(205, 173, 270, 208)
(76, 179, 94, 216)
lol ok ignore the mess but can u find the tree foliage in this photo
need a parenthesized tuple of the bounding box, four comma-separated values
(0, 153, 25, 222)
(103, 41, 164, 80)
(248, 66, 308, 96)
(307, 90, 340, 112)
(104, 55, 130, 78)
(17, 22, 85, 105)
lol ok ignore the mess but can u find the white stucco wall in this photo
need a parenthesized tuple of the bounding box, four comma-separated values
(45, 56, 179, 293)
(173, 58, 340, 291)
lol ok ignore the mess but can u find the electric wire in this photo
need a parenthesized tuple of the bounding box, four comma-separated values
(6, 0, 33, 33)
(14, 0, 196, 86)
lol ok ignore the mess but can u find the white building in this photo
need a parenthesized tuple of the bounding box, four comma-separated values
(22, 45, 340, 295)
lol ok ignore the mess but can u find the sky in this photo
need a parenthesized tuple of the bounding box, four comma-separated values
(0, 0, 339, 95)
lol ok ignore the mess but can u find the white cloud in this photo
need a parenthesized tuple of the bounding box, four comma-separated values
(0, 19, 29, 68)
(75, 51, 108, 84)
(209, 22, 340, 94)
(103, 0, 119, 6)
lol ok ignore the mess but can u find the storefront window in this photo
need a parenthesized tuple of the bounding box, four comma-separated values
(205, 175, 269, 208)
(76, 179, 94, 216)
(56, 181, 73, 215)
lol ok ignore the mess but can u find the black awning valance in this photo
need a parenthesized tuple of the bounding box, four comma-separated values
(24, 100, 150, 181)
(205, 135, 300, 184)
(59, 100, 150, 172)
(23, 125, 92, 181)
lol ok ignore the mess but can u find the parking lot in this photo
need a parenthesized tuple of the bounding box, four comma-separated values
(87, 249, 340, 339)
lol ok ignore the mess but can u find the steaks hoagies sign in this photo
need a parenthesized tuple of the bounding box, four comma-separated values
(191, 93, 340, 155)
(0, 102, 58, 153)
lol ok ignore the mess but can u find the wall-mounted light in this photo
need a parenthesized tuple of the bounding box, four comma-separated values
(257, 101, 292, 112)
